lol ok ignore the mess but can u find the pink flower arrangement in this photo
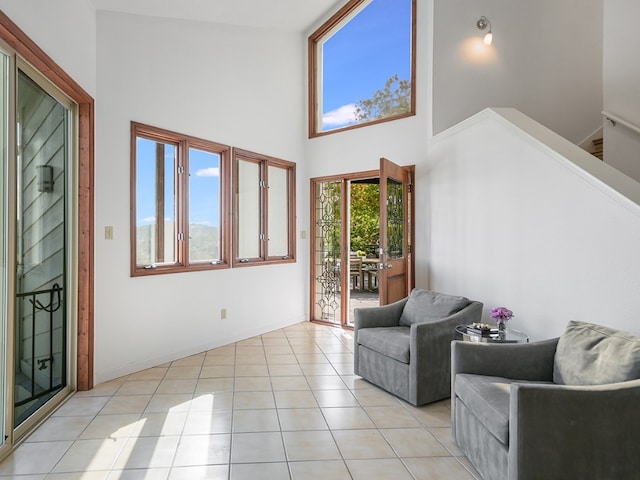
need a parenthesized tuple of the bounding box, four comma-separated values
(490, 307, 514, 322)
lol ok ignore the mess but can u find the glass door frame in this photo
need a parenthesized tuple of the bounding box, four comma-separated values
(0, 9, 94, 393)
(0, 35, 86, 459)
(0, 11, 95, 461)
(310, 166, 415, 327)
(0, 40, 14, 460)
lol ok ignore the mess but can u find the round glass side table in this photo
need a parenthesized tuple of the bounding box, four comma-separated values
(455, 325, 529, 343)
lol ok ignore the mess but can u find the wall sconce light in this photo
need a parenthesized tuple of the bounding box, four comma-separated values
(476, 16, 493, 45)
(37, 165, 54, 193)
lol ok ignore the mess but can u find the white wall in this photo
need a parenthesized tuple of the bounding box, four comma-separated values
(0, 0, 97, 96)
(603, 0, 640, 125)
(603, 122, 640, 182)
(424, 108, 640, 340)
(95, 11, 308, 382)
(602, 0, 640, 179)
(432, 0, 603, 145)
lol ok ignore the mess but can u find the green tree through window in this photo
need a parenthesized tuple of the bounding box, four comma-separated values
(350, 182, 380, 254)
(355, 74, 412, 122)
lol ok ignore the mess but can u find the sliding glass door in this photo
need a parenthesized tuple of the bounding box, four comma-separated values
(0, 44, 76, 455)
(13, 67, 72, 428)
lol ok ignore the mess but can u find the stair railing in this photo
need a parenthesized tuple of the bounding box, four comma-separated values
(602, 110, 640, 136)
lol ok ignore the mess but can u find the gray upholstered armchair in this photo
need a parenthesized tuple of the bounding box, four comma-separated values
(354, 288, 483, 406)
(452, 320, 640, 480)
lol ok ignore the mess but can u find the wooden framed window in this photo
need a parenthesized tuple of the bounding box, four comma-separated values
(308, 0, 416, 137)
(130, 122, 231, 276)
(233, 149, 296, 266)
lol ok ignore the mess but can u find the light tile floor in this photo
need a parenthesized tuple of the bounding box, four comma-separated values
(0, 322, 482, 480)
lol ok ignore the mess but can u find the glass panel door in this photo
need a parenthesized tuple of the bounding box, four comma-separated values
(313, 180, 343, 324)
(379, 158, 411, 305)
(14, 69, 70, 427)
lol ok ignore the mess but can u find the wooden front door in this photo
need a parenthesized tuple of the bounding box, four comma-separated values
(379, 158, 414, 305)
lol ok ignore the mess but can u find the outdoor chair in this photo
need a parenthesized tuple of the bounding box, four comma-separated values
(349, 256, 363, 291)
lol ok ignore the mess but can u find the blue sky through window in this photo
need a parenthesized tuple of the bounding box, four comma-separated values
(188, 148, 221, 227)
(136, 139, 221, 228)
(321, 0, 412, 131)
(136, 138, 176, 226)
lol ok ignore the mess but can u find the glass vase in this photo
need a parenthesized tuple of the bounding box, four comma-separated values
(497, 320, 506, 339)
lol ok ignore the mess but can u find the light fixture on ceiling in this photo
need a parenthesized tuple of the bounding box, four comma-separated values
(476, 16, 493, 45)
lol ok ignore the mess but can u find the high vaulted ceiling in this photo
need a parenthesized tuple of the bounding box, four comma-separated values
(91, 0, 346, 32)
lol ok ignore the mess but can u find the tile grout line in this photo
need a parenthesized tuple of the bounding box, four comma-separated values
(0, 322, 473, 480)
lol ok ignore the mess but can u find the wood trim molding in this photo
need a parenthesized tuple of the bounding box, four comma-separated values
(0, 10, 95, 390)
(77, 102, 95, 391)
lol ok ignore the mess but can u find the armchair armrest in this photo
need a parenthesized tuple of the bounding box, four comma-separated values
(410, 301, 483, 405)
(451, 337, 559, 382)
(353, 297, 407, 378)
(354, 297, 407, 331)
(509, 379, 640, 480)
(451, 338, 558, 437)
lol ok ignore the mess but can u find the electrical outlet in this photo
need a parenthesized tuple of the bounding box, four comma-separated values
(300, 230, 307, 239)
(221, 308, 227, 320)
(104, 226, 113, 240)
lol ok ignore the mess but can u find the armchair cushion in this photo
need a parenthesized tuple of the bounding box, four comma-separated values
(399, 289, 470, 327)
(455, 374, 511, 445)
(455, 374, 553, 445)
(357, 326, 410, 363)
(553, 320, 640, 385)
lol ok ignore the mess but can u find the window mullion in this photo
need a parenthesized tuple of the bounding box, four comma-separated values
(154, 142, 166, 263)
(221, 149, 231, 266)
(177, 140, 188, 267)
(260, 160, 268, 260)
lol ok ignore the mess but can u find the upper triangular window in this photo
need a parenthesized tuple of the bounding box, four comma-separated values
(309, 0, 416, 137)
